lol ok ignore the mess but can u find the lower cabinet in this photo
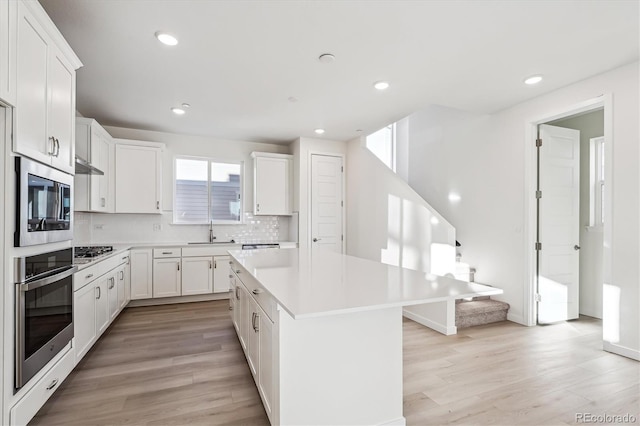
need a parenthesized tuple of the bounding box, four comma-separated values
(181, 256, 213, 295)
(231, 265, 275, 423)
(213, 255, 230, 293)
(73, 281, 97, 361)
(73, 252, 131, 364)
(130, 248, 153, 299)
(152, 257, 182, 298)
(95, 275, 110, 335)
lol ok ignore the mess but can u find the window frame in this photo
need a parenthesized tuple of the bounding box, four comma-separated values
(366, 123, 396, 172)
(173, 155, 244, 225)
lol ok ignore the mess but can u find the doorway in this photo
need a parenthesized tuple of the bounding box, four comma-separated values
(310, 154, 344, 254)
(525, 96, 611, 327)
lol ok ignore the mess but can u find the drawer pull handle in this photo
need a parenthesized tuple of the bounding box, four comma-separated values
(46, 378, 59, 390)
(85, 274, 94, 279)
(162, 252, 172, 255)
(122, 256, 128, 260)
(252, 288, 263, 295)
(235, 269, 241, 274)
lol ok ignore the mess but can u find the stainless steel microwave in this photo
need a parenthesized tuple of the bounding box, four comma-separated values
(15, 157, 74, 247)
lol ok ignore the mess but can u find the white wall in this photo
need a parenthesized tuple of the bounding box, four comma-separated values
(549, 110, 605, 319)
(345, 137, 456, 275)
(291, 137, 347, 249)
(405, 62, 639, 359)
(73, 126, 293, 244)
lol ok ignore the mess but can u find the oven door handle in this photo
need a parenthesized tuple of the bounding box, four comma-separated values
(19, 266, 78, 291)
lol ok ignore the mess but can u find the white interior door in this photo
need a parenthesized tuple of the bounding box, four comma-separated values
(538, 124, 580, 323)
(311, 154, 343, 254)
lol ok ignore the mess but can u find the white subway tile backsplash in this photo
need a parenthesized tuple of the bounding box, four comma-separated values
(73, 211, 290, 245)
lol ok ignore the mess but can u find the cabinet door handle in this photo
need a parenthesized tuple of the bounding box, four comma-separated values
(214, 261, 217, 269)
(256, 203, 260, 212)
(254, 313, 260, 333)
(48, 137, 56, 156)
(55, 138, 60, 157)
(101, 197, 106, 207)
(85, 273, 94, 279)
(252, 288, 263, 295)
(120, 271, 124, 280)
(96, 287, 101, 299)
(162, 252, 172, 255)
(235, 287, 239, 300)
(210, 261, 213, 269)
(156, 201, 160, 210)
(251, 312, 256, 331)
(228, 274, 233, 279)
(46, 378, 59, 390)
(177, 262, 180, 271)
(235, 269, 241, 274)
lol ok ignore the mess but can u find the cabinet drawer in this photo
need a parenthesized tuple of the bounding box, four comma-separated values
(153, 248, 182, 258)
(231, 260, 276, 322)
(74, 264, 100, 291)
(10, 345, 75, 426)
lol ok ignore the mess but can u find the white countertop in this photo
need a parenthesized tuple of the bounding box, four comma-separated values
(228, 248, 503, 319)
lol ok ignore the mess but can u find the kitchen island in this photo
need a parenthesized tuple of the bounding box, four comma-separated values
(228, 248, 502, 426)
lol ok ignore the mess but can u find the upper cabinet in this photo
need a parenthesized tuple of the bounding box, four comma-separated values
(0, 0, 17, 106)
(252, 152, 293, 216)
(75, 118, 113, 212)
(114, 140, 163, 214)
(14, 1, 82, 175)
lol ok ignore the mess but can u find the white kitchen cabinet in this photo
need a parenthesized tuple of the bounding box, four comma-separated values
(152, 258, 182, 298)
(115, 142, 163, 214)
(95, 276, 109, 336)
(75, 118, 112, 212)
(232, 263, 275, 424)
(0, 0, 17, 106)
(14, 1, 81, 174)
(213, 255, 231, 293)
(73, 280, 97, 362)
(229, 275, 239, 333)
(181, 256, 213, 296)
(130, 248, 153, 300)
(107, 273, 118, 321)
(252, 152, 293, 216)
(116, 263, 128, 310)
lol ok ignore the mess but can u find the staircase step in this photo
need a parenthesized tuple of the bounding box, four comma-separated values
(455, 299, 509, 329)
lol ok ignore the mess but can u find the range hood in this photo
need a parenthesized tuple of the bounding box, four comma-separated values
(75, 157, 104, 175)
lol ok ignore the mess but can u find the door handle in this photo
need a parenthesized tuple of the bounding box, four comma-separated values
(54, 138, 60, 157)
(313, 238, 321, 242)
(48, 137, 56, 155)
(574, 245, 581, 250)
(96, 287, 101, 299)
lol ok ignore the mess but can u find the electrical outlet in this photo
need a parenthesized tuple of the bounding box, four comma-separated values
(93, 224, 104, 230)
(153, 224, 162, 231)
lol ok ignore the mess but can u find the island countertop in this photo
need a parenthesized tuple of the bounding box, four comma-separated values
(228, 248, 502, 319)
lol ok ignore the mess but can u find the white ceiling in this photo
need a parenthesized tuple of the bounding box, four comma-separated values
(40, 0, 639, 144)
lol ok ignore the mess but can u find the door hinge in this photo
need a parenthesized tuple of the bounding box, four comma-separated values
(535, 190, 542, 199)
(534, 293, 542, 302)
(535, 242, 542, 251)
(536, 138, 542, 147)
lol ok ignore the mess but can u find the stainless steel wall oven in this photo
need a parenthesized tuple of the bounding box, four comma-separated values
(15, 156, 73, 247)
(14, 248, 76, 389)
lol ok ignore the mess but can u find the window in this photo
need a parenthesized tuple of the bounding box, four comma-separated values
(366, 123, 396, 171)
(174, 157, 243, 224)
(589, 136, 605, 226)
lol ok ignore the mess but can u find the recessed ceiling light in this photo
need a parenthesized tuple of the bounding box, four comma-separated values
(314, 128, 325, 135)
(374, 81, 390, 90)
(318, 53, 335, 63)
(524, 75, 543, 85)
(155, 31, 178, 46)
(171, 107, 186, 115)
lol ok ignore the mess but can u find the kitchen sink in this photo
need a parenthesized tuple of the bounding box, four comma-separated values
(188, 240, 236, 245)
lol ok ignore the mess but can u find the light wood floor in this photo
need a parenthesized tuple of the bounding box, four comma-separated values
(31, 301, 639, 425)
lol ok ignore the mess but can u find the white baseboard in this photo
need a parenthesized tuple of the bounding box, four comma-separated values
(578, 308, 602, 320)
(380, 417, 406, 425)
(603, 341, 640, 361)
(507, 312, 527, 326)
(403, 310, 457, 335)
(127, 293, 229, 307)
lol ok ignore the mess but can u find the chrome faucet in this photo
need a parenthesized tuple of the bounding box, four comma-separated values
(209, 221, 216, 243)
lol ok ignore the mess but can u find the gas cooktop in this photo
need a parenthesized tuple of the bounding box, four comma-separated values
(74, 246, 114, 259)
